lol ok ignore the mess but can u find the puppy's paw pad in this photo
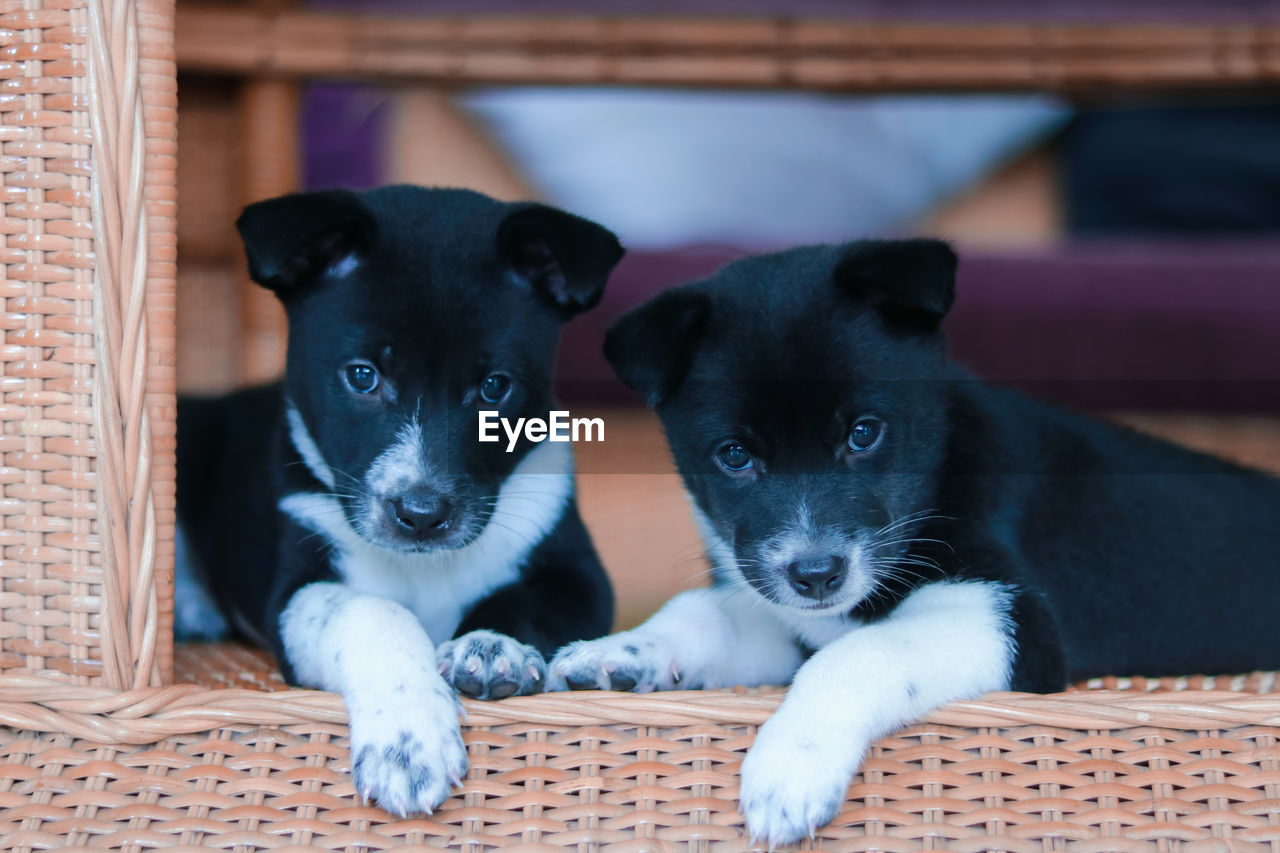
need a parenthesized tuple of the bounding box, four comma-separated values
(438, 629, 546, 700)
(738, 725, 858, 845)
(549, 634, 679, 692)
(349, 689, 467, 817)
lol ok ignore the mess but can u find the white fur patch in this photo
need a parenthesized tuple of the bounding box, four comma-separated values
(550, 585, 804, 691)
(286, 403, 336, 490)
(279, 582, 466, 815)
(280, 440, 574, 645)
(773, 606, 860, 650)
(365, 414, 428, 497)
(739, 580, 1017, 844)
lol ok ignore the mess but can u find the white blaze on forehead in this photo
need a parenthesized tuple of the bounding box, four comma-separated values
(287, 403, 336, 490)
(366, 412, 429, 496)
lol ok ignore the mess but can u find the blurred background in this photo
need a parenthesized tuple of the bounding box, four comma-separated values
(175, 0, 1280, 627)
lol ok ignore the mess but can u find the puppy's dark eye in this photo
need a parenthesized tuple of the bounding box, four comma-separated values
(715, 442, 754, 473)
(848, 417, 883, 452)
(480, 373, 512, 405)
(343, 362, 379, 395)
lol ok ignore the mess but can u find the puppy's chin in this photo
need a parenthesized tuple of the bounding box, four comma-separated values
(763, 587, 871, 616)
(370, 528, 483, 554)
(741, 566, 877, 617)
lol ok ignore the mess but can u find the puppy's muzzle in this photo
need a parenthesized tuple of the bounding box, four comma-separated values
(785, 555, 847, 602)
(385, 487, 453, 543)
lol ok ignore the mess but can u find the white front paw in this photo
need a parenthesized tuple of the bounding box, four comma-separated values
(438, 629, 546, 700)
(348, 680, 468, 817)
(549, 633, 682, 692)
(738, 713, 862, 845)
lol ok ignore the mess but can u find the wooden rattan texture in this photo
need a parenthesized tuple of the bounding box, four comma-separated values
(174, 7, 1280, 92)
(0, 647, 1277, 851)
(0, 0, 176, 688)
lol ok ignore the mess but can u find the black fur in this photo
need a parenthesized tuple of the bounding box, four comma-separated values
(605, 239, 1280, 689)
(177, 185, 619, 685)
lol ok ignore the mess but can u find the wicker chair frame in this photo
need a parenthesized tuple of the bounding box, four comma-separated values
(1, 2, 1278, 849)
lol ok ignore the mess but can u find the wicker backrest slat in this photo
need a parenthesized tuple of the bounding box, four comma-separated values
(0, 0, 175, 689)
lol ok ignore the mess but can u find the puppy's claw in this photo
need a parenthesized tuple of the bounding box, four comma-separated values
(738, 713, 862, 846)
(438, 629, 548, 700)
(549, 633, 682, 693)
(350, 714, 467, 819)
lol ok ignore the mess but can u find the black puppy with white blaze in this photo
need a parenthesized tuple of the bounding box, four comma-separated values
(177, 186, 619, 815)
(549, 239, 1280, 844)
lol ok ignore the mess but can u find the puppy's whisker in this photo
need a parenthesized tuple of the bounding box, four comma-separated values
(483, 520, 540, 550)
(872, 510, 932, 538)
(871, 536, 954, 553)
(870, 557, 938, 575)
(873, 510, 951, 540)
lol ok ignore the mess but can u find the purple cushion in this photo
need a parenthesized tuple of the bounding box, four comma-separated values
(557, 241, 1280, 413)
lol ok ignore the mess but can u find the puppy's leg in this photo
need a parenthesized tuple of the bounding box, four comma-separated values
(440, 502, 612, 700)
(739, 580, 1023, 845)
(280, 582, 467, 816)
(549, 586, 804, 692)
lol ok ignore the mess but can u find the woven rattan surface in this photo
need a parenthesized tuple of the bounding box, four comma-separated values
(0, 0, 176, 689)
(175, 6, 1280, 92)
(0, 645, 1276, 851)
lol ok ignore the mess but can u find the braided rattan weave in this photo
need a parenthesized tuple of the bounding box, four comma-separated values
(0, 645, 1276, 851)
(0, 0, 175, 690)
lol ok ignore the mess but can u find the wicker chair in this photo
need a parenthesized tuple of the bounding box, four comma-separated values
(1, 2, 1278, 849)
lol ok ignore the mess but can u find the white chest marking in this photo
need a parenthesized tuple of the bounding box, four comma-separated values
(280, 441, 574, 644)
(773, 607, 860, 649)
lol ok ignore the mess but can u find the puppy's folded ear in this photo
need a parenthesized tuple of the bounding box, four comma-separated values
(236, 190, 376, 296)
(834, 239, 957, 332)
(498, 204, 624, 315)
(605, 288, 710, 407)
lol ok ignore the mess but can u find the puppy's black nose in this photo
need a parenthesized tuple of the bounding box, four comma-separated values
(387, 491, 452, 538)
(786, 556, 846, 601)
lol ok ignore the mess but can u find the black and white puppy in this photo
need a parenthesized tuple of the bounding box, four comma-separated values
(549, 239, 1280, 844)
(177, 185, 620, 815)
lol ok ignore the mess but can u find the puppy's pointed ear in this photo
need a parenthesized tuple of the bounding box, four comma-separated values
(498, 203, 624, 315)
(605, 289, 710, 407)
(236, 190, 376, 297)
(834, 239, 957, 332)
